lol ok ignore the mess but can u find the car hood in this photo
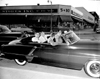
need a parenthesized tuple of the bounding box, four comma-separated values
(72, 39, 100, 50)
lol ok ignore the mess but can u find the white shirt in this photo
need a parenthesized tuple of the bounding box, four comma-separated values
(39, 36, 47, 43)
(32, 37, 40, 43)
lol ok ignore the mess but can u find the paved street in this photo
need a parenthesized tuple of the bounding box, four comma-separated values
(0, 58, 97, 79)
(0, 28, 100, 79)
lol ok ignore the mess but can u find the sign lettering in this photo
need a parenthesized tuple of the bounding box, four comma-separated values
(71, 10, 82, 18)
(0, 9, 58, 13)
(60, 8, 70, 12)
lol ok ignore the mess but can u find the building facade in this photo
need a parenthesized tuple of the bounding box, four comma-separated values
(76, 7, 95, 29)
(0, 5, 84, 32)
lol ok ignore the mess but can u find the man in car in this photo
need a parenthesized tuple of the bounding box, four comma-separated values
(39, 32, 48, 43)
(32, 32, 41, 43)
(47, 30, 63, 46)
(54, 30, 63, 44)
(32, 32, 49, 43)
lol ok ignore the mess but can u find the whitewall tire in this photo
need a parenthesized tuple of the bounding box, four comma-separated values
(84, 60, 100, 78)
(14, 59, 27, 66)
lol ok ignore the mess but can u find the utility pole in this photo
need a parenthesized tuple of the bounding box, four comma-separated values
(47, 0, 53, 32)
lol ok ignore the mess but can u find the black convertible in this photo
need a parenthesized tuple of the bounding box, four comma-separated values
(1, 32, 100, 78)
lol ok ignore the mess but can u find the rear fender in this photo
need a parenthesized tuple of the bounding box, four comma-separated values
(1, 44, 36, 56)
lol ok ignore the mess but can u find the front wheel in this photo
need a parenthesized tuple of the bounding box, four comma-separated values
(14, 59, 27, 66)
(84, 60, 100, 78)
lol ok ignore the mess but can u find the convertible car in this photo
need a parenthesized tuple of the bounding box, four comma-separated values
(1, 34, 100, 78)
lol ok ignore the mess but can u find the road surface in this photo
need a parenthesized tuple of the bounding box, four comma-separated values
(0, 58, 98, 79)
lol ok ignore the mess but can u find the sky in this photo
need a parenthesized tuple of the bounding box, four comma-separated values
(0, 0, 100, 16)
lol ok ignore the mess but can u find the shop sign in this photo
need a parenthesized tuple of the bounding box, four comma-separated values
(71, 10, 82, 19)
(59, 5, 71, 15)
(60, 8, 70, 13)
(88, 16, 94, 21)
(0, 9, 58, 13)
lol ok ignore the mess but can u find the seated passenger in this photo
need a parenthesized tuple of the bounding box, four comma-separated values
(39, 32, 47, 43)
(47, 30, 63, 46)
(47, 33, 58, 46)
(31, 33, 40, 43)
(54, 30, 62, 44)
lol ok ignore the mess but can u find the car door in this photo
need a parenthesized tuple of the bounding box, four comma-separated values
(65, 44, 83, 70)
(67, 40, 100, 70)
(34, 43, 70, 67)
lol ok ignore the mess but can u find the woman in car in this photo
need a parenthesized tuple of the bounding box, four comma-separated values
(54, 30, 63, 44)
(47, 33, 58, 46)
(47, 30, 63, 46)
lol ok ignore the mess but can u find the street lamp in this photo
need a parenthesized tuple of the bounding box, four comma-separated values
(5, 3, 8, 6)
(47, 0, 53, 32)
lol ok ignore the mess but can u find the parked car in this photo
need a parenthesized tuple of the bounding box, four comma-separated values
(1, 33, 100, 78)
(11, 26, 33, 32)
(0, 25, 22, 48)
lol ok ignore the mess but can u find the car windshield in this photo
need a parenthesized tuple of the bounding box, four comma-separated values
(62, 32, 80, 45)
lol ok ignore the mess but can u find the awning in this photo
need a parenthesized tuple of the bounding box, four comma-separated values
(83, 19, 94, 25)
(0, 15, 27, 24)
(60, 15, 73, 22)
(71, 16, 83, 22)
(27, 15, 58, 22)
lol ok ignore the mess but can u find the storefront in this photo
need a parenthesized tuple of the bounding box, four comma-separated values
(76, 7, 95, 29)
(0, 5, 83, 32)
